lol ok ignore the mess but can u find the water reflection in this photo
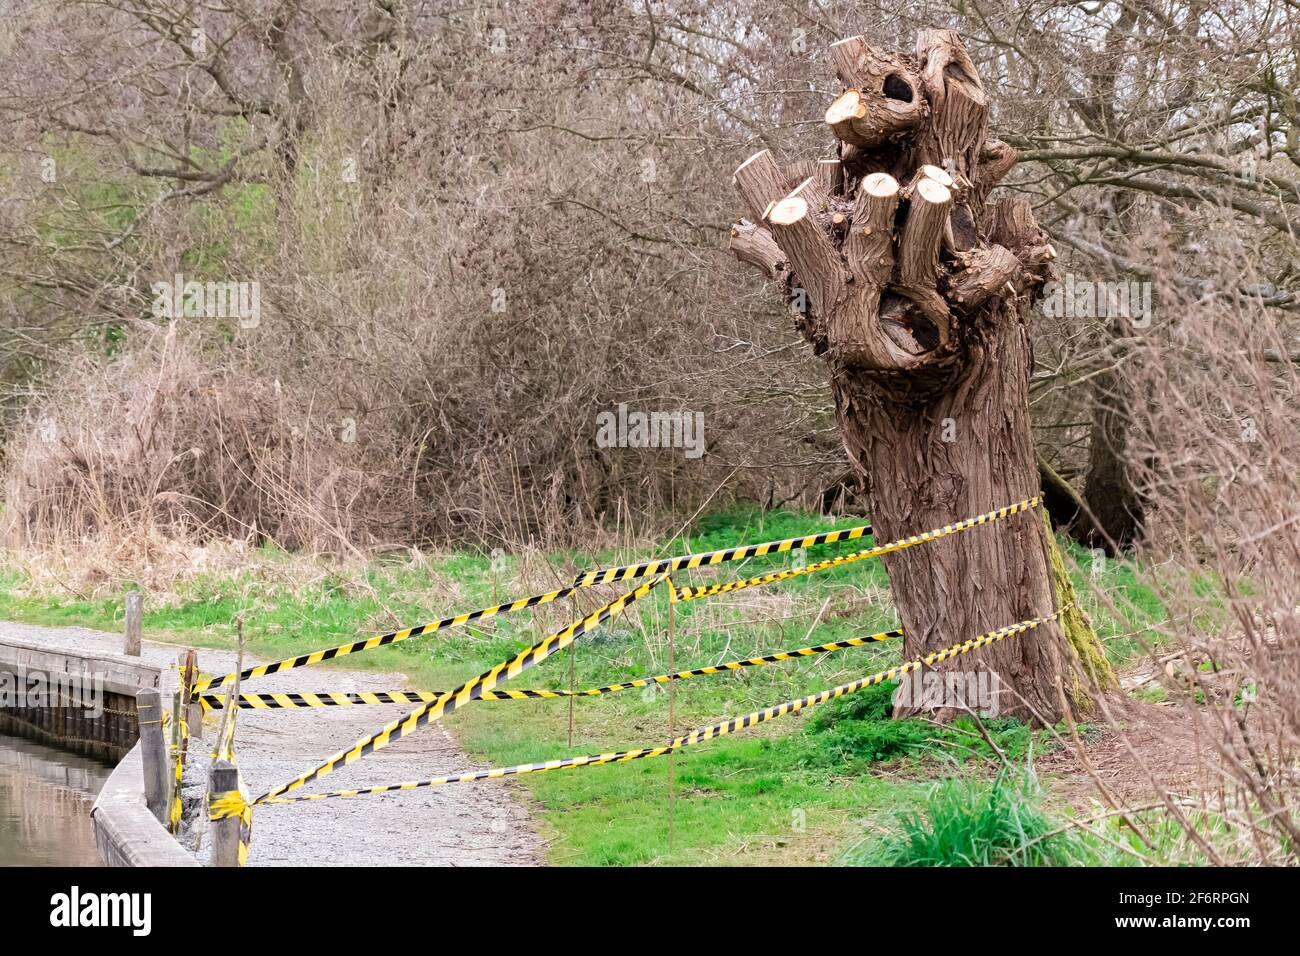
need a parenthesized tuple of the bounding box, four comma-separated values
(0, 731, 111, 866)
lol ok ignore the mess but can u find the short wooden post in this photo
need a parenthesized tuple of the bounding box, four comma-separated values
(124, 591, 143, 656)
(136, 688, 170, 824)
(209, 759, 242, 867)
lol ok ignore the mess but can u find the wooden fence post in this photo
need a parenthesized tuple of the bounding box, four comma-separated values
(209, 760, 241, 867)
(124, 591, 143, 656)
(135, 688, 170, 824)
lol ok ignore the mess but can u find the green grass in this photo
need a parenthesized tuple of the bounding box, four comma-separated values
(842, 767, 1241, 867)
(0, 507, 1170, 866)
(842, 770, 1076, 866)
(1058, 538, 1169, 666)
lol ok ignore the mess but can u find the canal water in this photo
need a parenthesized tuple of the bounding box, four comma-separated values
(0, 731, 110, 866)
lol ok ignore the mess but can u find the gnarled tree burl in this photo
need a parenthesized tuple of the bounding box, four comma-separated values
(729, 30, 1114, 721)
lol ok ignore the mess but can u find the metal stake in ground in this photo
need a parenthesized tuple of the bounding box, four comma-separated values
(565, 565, 599, 750)
(567, 629, 577, 749)
(667, 582, 677, 853)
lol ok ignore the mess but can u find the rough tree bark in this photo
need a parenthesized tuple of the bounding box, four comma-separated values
(728, 31, 1114, 721)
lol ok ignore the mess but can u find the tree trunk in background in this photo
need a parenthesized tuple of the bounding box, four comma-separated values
(1041, 320, 1149, 556)
(1081, 359, 1147, 554)
(729, 30, 1114, 722)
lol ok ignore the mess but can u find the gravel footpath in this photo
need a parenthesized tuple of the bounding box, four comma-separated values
(0, 620, 544, 866)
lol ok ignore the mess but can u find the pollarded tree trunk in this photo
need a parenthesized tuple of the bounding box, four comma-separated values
(729, 30, 1114, 722)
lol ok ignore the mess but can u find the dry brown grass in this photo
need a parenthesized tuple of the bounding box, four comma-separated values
(2, 323, 406, 554)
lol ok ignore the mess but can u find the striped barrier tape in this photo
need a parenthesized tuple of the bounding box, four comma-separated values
(168, 717, 188, 832)
(570, 520, 873, 586)
(208, 785, 253, 866)
(169, 657, 199, 833)
(251, 575, 669, 804)
(204, 637, 252, 865)
(193, 579, 601, 696)
(202, 690, 443, 710)
(673, 497, 1041, 602)
(203, 496, 1059, 868)
(208, 712, 253, 865)
(252, 606, 1070, 805)
(196, 629, 902, 709)
(194, 518, 877, 696)
(194, 498, 1034, 698)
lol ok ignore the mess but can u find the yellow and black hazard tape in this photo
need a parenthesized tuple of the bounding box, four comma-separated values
(208, 720, 252, 865)
(251, 575, 669, 804)
(195, 498, 1032, 698)
(193, 579, 603, 696)
(570, 520, 873, 587)
(208, 785, 253, 866)
(673, 497, 1041, 602)
(256, 606, 1070, 805)
(169, 659, 199, 833)
(204, 643, 252, 864)
(196, 518, 877, 696)
(168, 716, 188, 833)
(197, 629, 902, 709)
(202, 690, 445, 710)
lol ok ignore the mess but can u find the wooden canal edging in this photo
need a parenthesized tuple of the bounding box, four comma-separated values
(0, 634, 153, 761)
(92, 743, 198, 867)
(0, 628, 198, 867)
